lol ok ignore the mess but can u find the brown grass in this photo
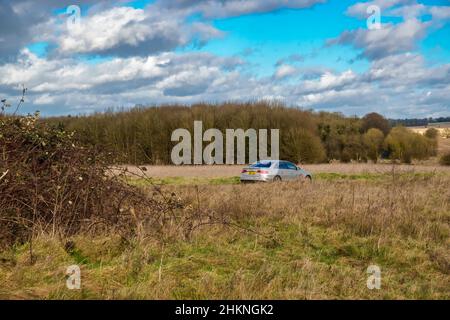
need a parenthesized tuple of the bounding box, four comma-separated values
(1, 172, 449, 299)
(438, 137, 450, 155)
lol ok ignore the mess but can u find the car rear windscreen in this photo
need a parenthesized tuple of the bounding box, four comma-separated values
(250, 162, 272, 168)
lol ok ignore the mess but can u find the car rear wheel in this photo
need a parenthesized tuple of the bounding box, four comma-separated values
(273, 175, 282, 182)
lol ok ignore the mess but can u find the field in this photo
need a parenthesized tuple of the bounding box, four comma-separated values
(438, 136, 450, 155)
(1, 163, 449, 299)
(121, 162, 450, 186)
(125, 162, 450, 178)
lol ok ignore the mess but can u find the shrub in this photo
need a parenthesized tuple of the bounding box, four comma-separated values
(425, 128, 439, 139)
(384, 126, 435, 163)
(340, 134, 366, 162)
(281, 128, 326, 163)
(340, 149, 352, 163)
(0, 113, 186, 248)
(363, 128, 384, 162)
(440, 153, 450, 166)
(361, 112, 391, 135)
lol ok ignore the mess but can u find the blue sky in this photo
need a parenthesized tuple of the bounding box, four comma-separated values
(196, 1, 369, 75)
(0, 0, 449, 117)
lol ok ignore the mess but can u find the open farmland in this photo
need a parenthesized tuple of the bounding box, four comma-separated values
(1, 163, 449, 299)
(121, 163, 450, 186)
(125, 163, 450, 178)
(438, 136, 450, 155)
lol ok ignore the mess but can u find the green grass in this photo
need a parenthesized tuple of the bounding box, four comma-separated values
(1, 219, 447, 299)
(126, 172, 443, 186)
(315, 172, 441, 181)
(127, 176, 241, 186)
(1, 172, 448, 299)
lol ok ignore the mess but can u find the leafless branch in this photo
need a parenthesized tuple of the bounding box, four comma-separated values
(13, 84, 27, 116)
(0, 170, 9, 182)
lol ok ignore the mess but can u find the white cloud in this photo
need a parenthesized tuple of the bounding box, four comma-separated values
(384, 4, 428, 19)
(2, 47, 448, 118)
(1, 0, 449, 118)
(329, 18, 429, 60)
(59, 7, 150, 54)
(0, 49, 248, 113)
(161, 0, 327, 18)
(274, 64, 298, 79)
(346, 0, 413, 18)
(299, 70, 357, 93)
(291, 53, 450, 117)
(41, 5, 224, 57)
(33, 93, 56, 105)
(366, 53, 450, 86)
(429, 5, 450, 20)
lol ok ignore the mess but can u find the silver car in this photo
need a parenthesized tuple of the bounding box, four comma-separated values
(240, 160, 312, 183)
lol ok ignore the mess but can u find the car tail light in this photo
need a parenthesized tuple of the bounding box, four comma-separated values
(258, 170, 269, 174)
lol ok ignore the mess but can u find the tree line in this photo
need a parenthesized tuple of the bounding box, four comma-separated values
(390, 117, 450, 127)
(44, 102, 438, 165)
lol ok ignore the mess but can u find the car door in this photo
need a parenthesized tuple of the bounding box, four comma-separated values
(296, 165, 309, 180)
(286, 162, 301, 180)
(278, 161, 290, 180)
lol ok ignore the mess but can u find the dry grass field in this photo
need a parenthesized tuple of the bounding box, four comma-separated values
(1, 163, 449, 299)
(438, 137, 450, 155)
(124, 162, 450, 179)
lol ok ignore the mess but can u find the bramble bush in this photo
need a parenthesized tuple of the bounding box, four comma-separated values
(0, 113, 187, 248)
(0, 111, 254, 251)
(440, 152, 450, 166)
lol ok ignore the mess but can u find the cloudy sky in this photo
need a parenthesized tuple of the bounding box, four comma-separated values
(0, 0, 449, 117)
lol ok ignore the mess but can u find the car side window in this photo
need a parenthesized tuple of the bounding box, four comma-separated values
(286, 163, 297, 170)
(279, 162, 289, 169)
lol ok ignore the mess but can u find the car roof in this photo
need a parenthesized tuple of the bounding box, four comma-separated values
(256, 160, 297, 166)
(258, 160, 290, 163)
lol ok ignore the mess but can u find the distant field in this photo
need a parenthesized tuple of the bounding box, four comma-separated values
(120, 137, 450, 181)
(122, 163, 450, 183)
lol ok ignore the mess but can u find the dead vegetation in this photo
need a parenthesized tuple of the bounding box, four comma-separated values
(0, 113, 229, 252)
(1, 174, 449, 299)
